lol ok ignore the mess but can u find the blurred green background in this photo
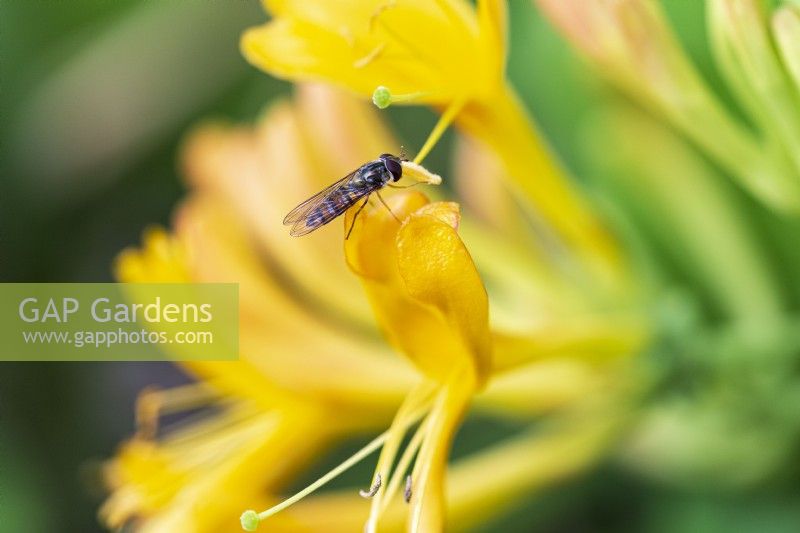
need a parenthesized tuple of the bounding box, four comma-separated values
(2, 1, 800, 532)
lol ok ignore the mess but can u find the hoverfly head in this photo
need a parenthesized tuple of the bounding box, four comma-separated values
(380, 153, 403, 182)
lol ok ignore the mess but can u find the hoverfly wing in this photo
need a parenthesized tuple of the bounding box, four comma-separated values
(289, 188, 367, 236)
(285, 171, 375, 236)
(283, 172, 355, 226)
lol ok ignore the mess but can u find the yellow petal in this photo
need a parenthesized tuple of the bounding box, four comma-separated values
(102, 406, 332, 533)
(243, 0, 500, 104)
(397, 202, 491, 380)
(241, 20, 449, 104)
(115, 227, 190, 283)
(452, 135, 531, 243)
(345, 193, 491, 384)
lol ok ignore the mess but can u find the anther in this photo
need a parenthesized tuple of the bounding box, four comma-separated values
(360, 474, 382, 498)
(404, 475, 413, 503)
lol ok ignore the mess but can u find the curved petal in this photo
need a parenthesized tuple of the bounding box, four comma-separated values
(345, 192, 491, 384)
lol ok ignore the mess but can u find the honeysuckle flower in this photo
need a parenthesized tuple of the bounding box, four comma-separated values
(103, 81, 649, 532)
(243, 187, 644, 532)
(241, 0, 505, 110)
(344, 193, 489, 532)
(102, 1, 654, 530)
(536, 0, 800, 212)
(242, 0, 627, 287)
(95, 0, 800, 530)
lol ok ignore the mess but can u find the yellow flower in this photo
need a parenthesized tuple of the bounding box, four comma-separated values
(103, 82, 648, 532)
(242, 0, 627, 287)
(241, 0, 505, 108)
(344, 193, 489, 532)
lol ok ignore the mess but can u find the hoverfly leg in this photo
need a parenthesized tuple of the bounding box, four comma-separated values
(346, 196, 371, 240)
(376, 191, 401, 222)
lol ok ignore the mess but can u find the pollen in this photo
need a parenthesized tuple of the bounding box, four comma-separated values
(359, 474, 382, 498)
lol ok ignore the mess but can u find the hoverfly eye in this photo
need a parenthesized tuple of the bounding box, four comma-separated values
(383, 156, 403, 181)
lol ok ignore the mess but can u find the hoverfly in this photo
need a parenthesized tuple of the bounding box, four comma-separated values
(283, 153, 406, 238)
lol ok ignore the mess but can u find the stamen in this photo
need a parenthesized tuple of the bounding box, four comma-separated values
(242, 400, 432, 530)
(372, 86, 432, 109)
(404, 475, 413, 503)
(413, 98, 466, 164)
(354, 43, 386, 68)
(240, 510, 260, 532)
(409, 387, 450, 533)
(244, 431, 386, 529)
(379, 416, 427, 513)
(359, 474, 382, 498)
(364, 384, 436, 533)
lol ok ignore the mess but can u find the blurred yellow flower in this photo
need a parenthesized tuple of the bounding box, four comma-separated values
(101, 87, 419, 532)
